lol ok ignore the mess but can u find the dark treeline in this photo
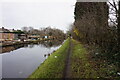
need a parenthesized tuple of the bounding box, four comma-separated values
(70, 1, 120, 63)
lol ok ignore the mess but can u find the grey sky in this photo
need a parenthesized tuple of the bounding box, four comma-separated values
(0, 0, 76, 32)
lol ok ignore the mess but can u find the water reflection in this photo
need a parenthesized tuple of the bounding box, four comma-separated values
(40, 40, 63, 48)
(0, 40, 63, 54)
(0, 45, 26, 54)
(2, 39, 64, 78)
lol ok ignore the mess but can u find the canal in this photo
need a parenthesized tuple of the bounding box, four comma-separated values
(0, 40, 63, 78)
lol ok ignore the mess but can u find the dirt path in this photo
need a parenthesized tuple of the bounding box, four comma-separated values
(63, 38, 73, 78)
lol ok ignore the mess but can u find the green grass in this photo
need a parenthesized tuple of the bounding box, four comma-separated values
(70, 39, 119, 78)
(28, 38, 70, 78)
(70, 39, 99, 78)
(28, 38, 119, 79)
(70, 39, 98, 78)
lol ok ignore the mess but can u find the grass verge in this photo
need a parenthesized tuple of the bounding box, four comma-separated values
(70, 39, 100, 78)
(70, 39, 120, 78)
(28, 38, 70, 78)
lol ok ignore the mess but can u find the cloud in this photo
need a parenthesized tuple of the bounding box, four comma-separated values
(2, 0, 76, 3)
(1, 1, 76, 32)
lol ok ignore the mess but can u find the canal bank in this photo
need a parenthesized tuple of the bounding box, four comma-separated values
(28, 38, 120, 79)
(28, 38, 70, 78)
(0, 38, 54, 47)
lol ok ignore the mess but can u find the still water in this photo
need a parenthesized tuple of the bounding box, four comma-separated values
(0, 40, 63, 78)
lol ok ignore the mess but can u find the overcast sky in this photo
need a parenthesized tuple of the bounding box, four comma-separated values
(0, 0, 76, 32)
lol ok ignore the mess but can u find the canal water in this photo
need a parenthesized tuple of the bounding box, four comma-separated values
(0, 40, 63, 78)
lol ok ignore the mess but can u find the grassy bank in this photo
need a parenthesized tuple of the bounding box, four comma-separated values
(28, 38, 70, 78)
(70, 39, 120, 78)
(70, 39, 98, 78)
(28, 38, 119, 78)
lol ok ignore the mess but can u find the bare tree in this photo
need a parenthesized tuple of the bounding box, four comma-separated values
(108, 0, 119, 27)
(21, 27, 29, 32)
(108, 0, 120, 51)
(29, 27, 34, 32)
